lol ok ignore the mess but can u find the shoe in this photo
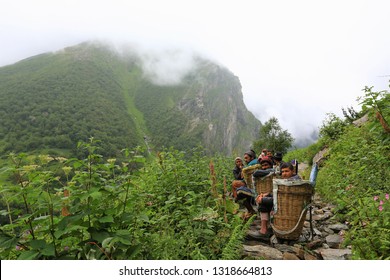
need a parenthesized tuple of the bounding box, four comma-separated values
(246, 230, 272, 241)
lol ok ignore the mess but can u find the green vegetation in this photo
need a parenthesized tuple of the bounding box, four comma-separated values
(0, 139, 252, 260)
(286, 85, 390, 259)
(0, 43, 141, 157)
(1, 41, 389, 260)
(1, 84, 389, 259)
(0, 42, 261, 158)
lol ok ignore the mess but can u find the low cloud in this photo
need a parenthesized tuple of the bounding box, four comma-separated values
(118, 42, 199, 85)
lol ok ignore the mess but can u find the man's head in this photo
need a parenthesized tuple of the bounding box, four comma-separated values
(244, 150, 256, 164)
(280, 162, 295, 178)
(235, 157, 243, 167)
(260, 157, 273, 170)
(274, 152, 283, 162)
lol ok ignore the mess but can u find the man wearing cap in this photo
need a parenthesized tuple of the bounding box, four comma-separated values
(273, 152, 285, 177)
(231, 157, 245, 198)
(235, 150, 259, 219)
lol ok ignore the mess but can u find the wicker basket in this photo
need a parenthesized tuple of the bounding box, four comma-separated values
(242, 164, 261, 189)
(271, 179, 313, 240)
(255, 173, 274, 195)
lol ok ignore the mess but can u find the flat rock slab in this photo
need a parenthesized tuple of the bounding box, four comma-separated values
(243, 244, 283, 260)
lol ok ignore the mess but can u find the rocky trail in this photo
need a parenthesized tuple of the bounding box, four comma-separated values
(240, 160, 352, 260)
(241, 193, 351, 260)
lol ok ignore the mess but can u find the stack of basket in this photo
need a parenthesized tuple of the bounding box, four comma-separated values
(271, 179, 313, 240)
(254, 172, 274, 195)
(242, 164, 261, 189)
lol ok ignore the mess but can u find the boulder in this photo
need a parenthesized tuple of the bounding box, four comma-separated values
(325, 234, 343, 249)
(243, 244, 283, 260)
(316, 248, 352, 260)
(328, 223, 349, 232)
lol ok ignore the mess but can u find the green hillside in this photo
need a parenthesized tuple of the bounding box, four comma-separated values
(0, 43, 141, 156)
(0, 42, 261, 157)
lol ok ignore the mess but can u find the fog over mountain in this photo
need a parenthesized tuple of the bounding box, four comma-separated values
(1, 0, 390, 147)
(0, 42, 261, 156)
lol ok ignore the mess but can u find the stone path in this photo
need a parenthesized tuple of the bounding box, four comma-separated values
(241, 193, 351, 260)
(241, 160, 352, 260)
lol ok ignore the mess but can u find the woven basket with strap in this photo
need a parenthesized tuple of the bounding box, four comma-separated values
(271, 179, 313, 240)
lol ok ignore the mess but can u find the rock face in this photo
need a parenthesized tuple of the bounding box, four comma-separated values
(178, 62, 261, 155)
(352, 113, 369, 127)
(242, 193, 352, 260)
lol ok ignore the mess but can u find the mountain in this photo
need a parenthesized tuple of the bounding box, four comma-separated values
(0, 41, 261, 157)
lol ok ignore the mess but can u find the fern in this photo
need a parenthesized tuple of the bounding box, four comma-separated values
(220, 215, 255, 260)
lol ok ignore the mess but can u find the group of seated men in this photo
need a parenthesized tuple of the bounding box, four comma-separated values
(231, 149, 301, 237)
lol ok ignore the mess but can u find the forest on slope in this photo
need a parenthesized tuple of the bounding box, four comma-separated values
(0, 43, 140, 157)
(0, 41, 260, 158)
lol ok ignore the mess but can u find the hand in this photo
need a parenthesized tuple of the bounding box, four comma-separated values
(256, 194, 263, 204)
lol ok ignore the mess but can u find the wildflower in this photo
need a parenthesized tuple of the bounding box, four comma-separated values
(38, 155, 54, 164)
(23, 165, 39, 171)
(62, 166, 72, 176)
(379, 200, 384, 205)
(107, 158, 116, 164)
(374, 196, 379, 201)
(379, 205, 383, 211)
(15, 245, 21, 251)
(56, 157, 68, 163)
(386, 193, 389, 200)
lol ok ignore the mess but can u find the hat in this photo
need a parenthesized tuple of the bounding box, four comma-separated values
(260, 156, 273, 166)
(274, 152, 283, 161)
(235, 157, 242, 162)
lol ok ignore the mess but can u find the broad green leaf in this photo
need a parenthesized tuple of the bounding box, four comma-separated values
(30, 239, 46, 250)
(99, 215, 114, 223)
(0, 236, 18, 249)
(116, 237, 132, 246)
(89, 191, 102, 200)
(41, 244, 56, 256)
(138, 213, 149, 222)
(115, 230, 131, 237)
(91, 230, 110, 243)
(18, 250, 40, 260)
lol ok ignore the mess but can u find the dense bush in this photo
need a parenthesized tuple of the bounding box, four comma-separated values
(0, 140, 247, 260)
(315, 86, 390, 259)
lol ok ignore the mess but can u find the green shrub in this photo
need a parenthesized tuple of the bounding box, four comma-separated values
(0, 140, 240, 260)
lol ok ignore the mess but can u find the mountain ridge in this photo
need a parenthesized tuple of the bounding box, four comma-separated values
(0, 41, 261, 157)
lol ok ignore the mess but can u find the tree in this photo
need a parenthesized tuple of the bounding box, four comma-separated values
(318, 112, 347, 142)
(253, 117, 294, 155)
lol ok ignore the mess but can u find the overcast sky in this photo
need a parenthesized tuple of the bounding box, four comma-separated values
(1, 0, 390, 144)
